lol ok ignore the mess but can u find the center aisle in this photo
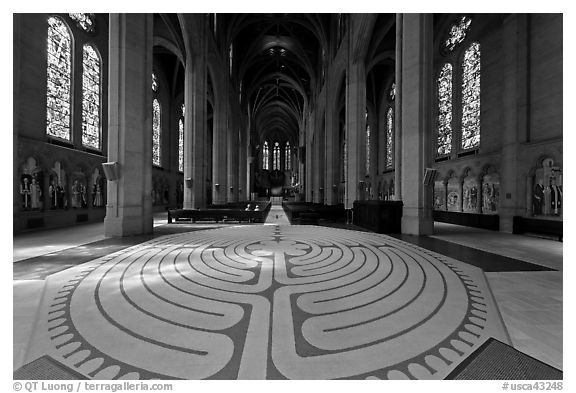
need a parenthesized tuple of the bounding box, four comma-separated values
(264, 204, 291, 225)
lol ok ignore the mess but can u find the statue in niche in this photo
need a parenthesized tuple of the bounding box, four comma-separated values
(463, 187, 470, 210)
(446, 178, 460, 212)
(549, 176, 562, 216)
(56, 183, 66, 208)
(20, 175, 32, 210)
(482, 181, 499, 213)
(434, 180, 446, 211)
(92, 182, 103, 207)
(462, 176, 479, 213)
(470, 186, 478, 211)
(91, 169, 105, 207)
(81, 183, 87, 207)
(532, 158, 562, 217)
(30, 175, 42, 210)
(48, 178, 58, 209)
(447, 191, 459, 210)
(532, 179, 544, 216)
(71, 180, 86, 208)
(71, 180, 79, 208)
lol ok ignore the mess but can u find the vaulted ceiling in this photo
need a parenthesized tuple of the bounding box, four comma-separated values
(223, 14, 331, 148)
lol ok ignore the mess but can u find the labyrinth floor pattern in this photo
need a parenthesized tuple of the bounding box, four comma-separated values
(25, 225, 509, 380)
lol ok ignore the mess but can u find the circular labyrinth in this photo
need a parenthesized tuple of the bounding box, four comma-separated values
(46, 225, 493, 380)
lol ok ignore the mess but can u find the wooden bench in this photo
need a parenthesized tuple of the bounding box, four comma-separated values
(168, 202, 271, 224)
(282, 202, 346, 224)
(513, 216, 562, 241)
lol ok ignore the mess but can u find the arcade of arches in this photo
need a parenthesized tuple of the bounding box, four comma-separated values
(13, 13, 562, 380)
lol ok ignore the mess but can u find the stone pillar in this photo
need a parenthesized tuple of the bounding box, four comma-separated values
(104, 14, 153, 237)
(499, 14, 527, 232)
(227, 123, 239, 203)
(212, 80, 228, 205)
(305, 115, 314, 202)
(400, 13, 434, 235)
(238, 126, 248, 201)
(184, 50, 207, 209)
(13, 14, 21, 216)
(325, 93, 339, 205)
(394, 13, 403, 200)
(345, 62, 366, 210)
(247, 156, 254, 200)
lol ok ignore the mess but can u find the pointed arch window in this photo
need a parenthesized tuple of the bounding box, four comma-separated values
(152, 99, 162, 166)
(389, 82, 396, 101)
(437, 63, 453, 156)
(285, 142, 291, 170)
(152, 72, 158, 92)
(461, 42, 481, 150)
(444, 16, 472, 52)
(386, 107, 394, 169)
(273, 142, 281, 170)
(179, 103, 185, 172)
(81, 44, 101, 149)
(68, 13, 96, 34)
(46, 16, 72, 141)
(262, 141, 269, 170)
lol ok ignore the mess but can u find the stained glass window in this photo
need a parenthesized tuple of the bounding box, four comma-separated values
(389, 82, 396, 101)
(152, 72, 158, 92)
(461, 43, 481, 150)
(178, 119, 184, 172)
(81, 44, 101, 149)
(437, 63, 453, 156)
(386, 107, 394, 169)
(365, 110, 370, 174)
(152, 99, 161, 166)
(285, 142, 291, 170)
(68, 13, 96, 34)
(46, 17, 72, 141)
(444, 16, 472, 52)
(273, 142, 281, 170)
(262, 142, 269, 170)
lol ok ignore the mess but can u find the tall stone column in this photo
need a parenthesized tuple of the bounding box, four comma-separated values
(227, 122, 239, 203)
(394, 13, 403, 200)
(345, 63, 366, 210)
(400, 13, 434, 235)
(104, 13, 153, 237)
(212, 79, 228, 205)
(499, 14, 527, 232)
(325, 92, 339, 205)
(13, 14, 21, 217)
(184, 50, 207, 209)
(238, 126, 248, 201)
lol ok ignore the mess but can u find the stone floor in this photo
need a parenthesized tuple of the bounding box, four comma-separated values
(13, 214, 563, 378)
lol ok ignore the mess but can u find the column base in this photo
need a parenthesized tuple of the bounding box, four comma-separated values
(104, 214, 153, 237)
(401, 207, 434, 235)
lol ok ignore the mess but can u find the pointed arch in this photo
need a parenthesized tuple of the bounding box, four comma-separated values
(46, 16, 73, 141)
(81, 43, 101, 149)
(461, 42, 481, 150)
(152, 99, 162, 166)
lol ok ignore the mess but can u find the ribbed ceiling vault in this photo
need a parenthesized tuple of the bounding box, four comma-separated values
(224, 14, 330, 147)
